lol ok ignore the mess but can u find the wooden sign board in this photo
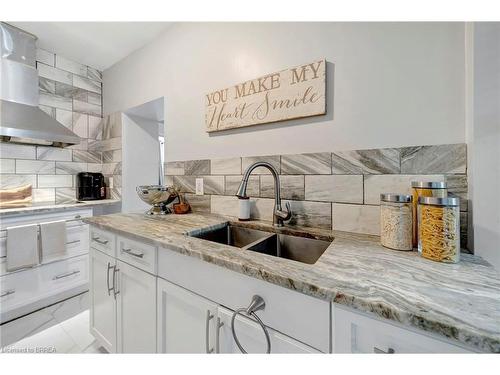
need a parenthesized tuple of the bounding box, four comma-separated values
(205, 59, 326, 132)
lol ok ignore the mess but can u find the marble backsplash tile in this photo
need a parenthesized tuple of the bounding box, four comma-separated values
(166, 143, 469, 249)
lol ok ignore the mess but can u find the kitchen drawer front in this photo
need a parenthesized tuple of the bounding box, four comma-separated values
(333, 304, 473, 353)
(117, 235, 156, 274)
(0, 254, 88, 323)
(90, 227, 116, 257)
(158, 247, 330, 353)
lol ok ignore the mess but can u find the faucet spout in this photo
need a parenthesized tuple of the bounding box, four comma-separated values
(236, 161, 292, 227)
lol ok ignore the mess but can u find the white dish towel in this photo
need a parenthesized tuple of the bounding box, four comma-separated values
(40, 220, 67, 263)
(6, 224, 39, 271)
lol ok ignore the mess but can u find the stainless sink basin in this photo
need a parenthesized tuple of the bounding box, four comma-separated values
(188, 223, 331, 264)
(189, 223, 272, 248)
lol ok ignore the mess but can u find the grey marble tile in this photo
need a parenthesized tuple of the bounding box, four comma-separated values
(185, 160, 210, 175)
(0, 143, 36, 160)
(55, 109, 73, 129)
(305, 175, 363, 203)
(226, 175, 259, 197)
(164, 175, 174, 186)
(39, 105, 56, 118)
(211, 196, 274, 221)
(211, 157, 241, 175)
(39, 92, 72, 111)
(88, 116, 103, 140)
(16, 160, 55, 174)
(332, 203, 380, 235)
(56, 162, 87, 175)
(72, 112, 88, 138)
(73, 75, 101, 94)
(88, 92, 102, 105)
(73, 150, 102, 164)
(211, 195, 239, 217)
(0, 159, 15, 174)
(55, 82, 87, 102)
(88, 137, 121, 152)
(102, 162, 121, 176)
(37, 146, 72, 161)
(110, 187, 121, 200)
(445, 174, 469, 211)
(284, 200, 332, 229)
(332, 148, 401, 174)
(184, 193, 211, 213)
(68, 139, 88, 151)
(0, 174, 36, 189)
(56, 188, 77, 204)
(33, 188, 55, 203)
(281, 152, 331, 175)
(39, 77, 55, 94)
(400, 144, 466, 174)
(102, 113, 122, 139)
(37, 63, 72, 85)
(73, 100, 101, 117)
(36, 48, 54, 66)
(261, 175, 305, 200)
(363, 174, 446, 205)
(38, 175, 73, 188)
(242, 155, 280, 175)
(102, 150, 121, 163)
(172, 176, 194, 193)
(202, 176, 225, 195)
(87, 67, 102, 82)
(87, 163, 102, 173)
(56, 55, 87, 77)
(165, 161, 185, 175)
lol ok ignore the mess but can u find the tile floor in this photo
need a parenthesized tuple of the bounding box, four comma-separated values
(1, 310, 107, 354)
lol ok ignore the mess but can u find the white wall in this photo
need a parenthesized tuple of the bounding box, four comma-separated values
(103, 22, 466, 161)
(121, 113, 161, 213)
(471, 23, 500, 270)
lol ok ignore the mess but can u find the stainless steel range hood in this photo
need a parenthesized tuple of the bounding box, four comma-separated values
(0, 22, 80, 147)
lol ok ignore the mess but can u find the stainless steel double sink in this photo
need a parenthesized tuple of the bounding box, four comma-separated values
(188, 223, 332, 264)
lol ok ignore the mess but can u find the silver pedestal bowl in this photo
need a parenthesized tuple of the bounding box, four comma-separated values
(136, 185, 179, 215)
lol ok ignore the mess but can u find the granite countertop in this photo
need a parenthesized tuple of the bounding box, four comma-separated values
(83, 212, 500, 353)
(0, 199, 121, 217)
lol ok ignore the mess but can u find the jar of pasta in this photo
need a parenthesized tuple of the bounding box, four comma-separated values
(380, 194, 413, 251)
(417, 195, 460, 263)
(411, 181, 447, 248)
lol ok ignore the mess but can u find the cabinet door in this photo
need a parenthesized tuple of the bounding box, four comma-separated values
(157, 278, 218, 353)
(89, 248, 116, 353)
(217, 307, 320, 354)
(116, 260, 157, 353)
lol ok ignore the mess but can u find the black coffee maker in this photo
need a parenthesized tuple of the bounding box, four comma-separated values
(76, 172, 106, 201)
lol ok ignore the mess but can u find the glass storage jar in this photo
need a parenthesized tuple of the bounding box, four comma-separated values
(380, 193, 413, 251)
(411, 181, 447, 248)
(417, 195, 460, 263)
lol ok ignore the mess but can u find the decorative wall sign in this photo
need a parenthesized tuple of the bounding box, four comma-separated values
(205, 59, 326, 132)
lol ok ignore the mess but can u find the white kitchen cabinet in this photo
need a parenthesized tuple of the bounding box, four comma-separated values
(157, 278, 218, 353)
(332, 304, 472, 353)
(89, 247, 117, 353)
(116, 260, 156, 353)
(217, 307, 320, 354)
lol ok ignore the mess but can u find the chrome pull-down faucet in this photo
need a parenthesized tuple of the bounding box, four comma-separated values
(235, 161, 292, 227)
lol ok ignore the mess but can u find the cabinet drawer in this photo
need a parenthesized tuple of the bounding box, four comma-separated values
(117, 236, 156, 274)
(333, 304, 473, 353)
(158, 248, 329, 352)
(90, 227, 116, 257)
(1, 254, 88, 323)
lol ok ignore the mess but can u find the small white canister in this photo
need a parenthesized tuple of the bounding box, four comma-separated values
(238, 197, 251, 221)
(380, 193, 413, 251)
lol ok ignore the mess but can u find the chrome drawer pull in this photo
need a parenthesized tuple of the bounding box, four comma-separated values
(66, 240, 81, 245)
(107, 262, 114, 296)
(1, 289, 15, 298)
(216, 317, 224, 353)
(92, 237, 109, 245)
(122, 248, 144, 258)
(52, 270, 80, 280)
(206, 310, 214, 353)
(374, 347, 395, 354)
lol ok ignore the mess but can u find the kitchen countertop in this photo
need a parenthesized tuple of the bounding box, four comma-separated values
(83, 212, 500, 353)
(0, 199, 121, 217)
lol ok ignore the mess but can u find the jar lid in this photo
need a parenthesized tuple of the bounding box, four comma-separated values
(418, 195, 460, 206)
(411, 181, 447, 189)
(380, 193, 412, 203)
